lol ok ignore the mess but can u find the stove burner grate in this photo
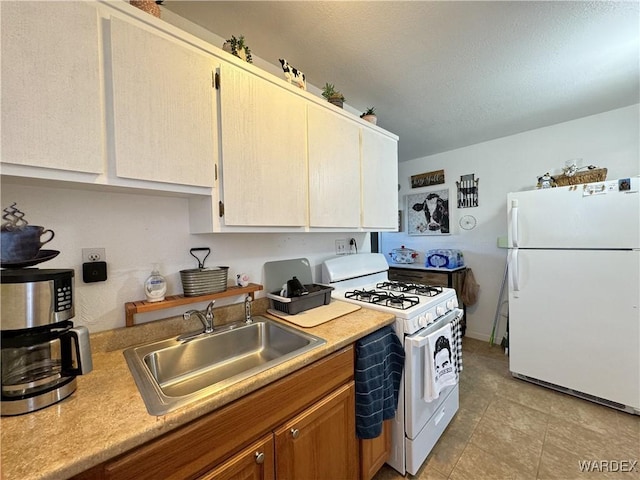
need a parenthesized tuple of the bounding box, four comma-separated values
(376, 281, 443, 297)
(344, 289, 421, 310)
(345, 289, 384, 303)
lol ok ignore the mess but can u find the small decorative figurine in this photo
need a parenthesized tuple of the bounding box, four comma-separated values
(537, 172, 557, 189)
(279, 59, 306, 90)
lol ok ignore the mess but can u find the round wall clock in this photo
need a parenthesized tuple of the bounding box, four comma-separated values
(459, 215, 477, 230)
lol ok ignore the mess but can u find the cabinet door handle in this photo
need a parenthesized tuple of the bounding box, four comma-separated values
(254, 452, 265, 464)
(290, 428, 300, 439)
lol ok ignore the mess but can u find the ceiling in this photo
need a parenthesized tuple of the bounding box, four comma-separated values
(162, 1, 640, 162)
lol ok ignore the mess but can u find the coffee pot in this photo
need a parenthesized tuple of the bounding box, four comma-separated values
(1, 269, 92, 416)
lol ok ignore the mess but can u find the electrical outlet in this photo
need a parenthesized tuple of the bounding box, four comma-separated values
(82, 248, 106, 263)
(335, 239, 347, 255)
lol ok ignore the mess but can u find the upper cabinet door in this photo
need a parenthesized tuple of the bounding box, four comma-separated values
(361, 128, 398, 230)
(307, 105, 361, 228)
(218, 63, 307, 227)
(110, 16, 217, 187)
(1, 1, 104, 173)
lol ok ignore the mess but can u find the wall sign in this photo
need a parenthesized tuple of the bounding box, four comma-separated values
(411, 170, 445, 189)
(456, 173, 479, 208)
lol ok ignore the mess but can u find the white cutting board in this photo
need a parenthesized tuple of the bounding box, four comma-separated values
(268, 300, 361, 328)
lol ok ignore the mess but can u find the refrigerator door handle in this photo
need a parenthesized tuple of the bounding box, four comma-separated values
(511, 199, 519, 247)
(511, 248, 520, 297)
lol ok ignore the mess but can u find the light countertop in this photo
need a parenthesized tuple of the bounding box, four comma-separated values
(1, 298, 394, 480)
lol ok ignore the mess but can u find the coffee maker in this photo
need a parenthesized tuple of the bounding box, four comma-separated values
(1, 268, 93, 416)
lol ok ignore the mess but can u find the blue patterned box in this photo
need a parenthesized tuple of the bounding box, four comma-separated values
(426, 249, 465, 269)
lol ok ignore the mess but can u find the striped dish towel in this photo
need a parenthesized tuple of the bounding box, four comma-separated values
(355, 326, 405, 439)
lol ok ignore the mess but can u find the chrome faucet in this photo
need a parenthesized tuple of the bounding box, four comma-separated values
(183, 301, 215, 334)
(244, 295, 253, 323)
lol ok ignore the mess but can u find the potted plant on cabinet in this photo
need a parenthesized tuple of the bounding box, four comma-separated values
(321, 83, 345, 108)
(222, 35, 253, 63)
(130, 0, 161, 17)
(360, 107, 377, 125)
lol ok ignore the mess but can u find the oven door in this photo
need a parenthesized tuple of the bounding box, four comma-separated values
(404, 308, 461, 439)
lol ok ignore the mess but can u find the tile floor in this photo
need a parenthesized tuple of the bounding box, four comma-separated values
(374, 337, 640, 480)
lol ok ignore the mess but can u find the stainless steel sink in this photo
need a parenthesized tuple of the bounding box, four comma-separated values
(124, 316, 325, 415)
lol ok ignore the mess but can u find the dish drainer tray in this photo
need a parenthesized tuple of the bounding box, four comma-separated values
(267, 284, 334, 315)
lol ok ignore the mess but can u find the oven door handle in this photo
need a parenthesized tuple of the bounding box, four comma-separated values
(409, 331, 436, 348)
(407, 309, 461, 348)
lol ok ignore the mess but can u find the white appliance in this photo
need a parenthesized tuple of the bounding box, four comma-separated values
(507, 177, 640, 414)
(322, 253, 463, 475)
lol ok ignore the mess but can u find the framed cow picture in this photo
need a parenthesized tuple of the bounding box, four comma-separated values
(406, 189, 451, 236)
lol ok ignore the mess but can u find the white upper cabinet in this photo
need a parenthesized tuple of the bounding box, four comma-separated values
(307, 105, 361, 228)
(1, 1, 104, 174)
(361, 127, 399, 230)
(218, 62, 307, 227)
(109, 16, 217, 188)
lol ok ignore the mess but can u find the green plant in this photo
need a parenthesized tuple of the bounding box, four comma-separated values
(360, 107, 376, 117)
(321, 83, 345, 101)
(225, 35, 253, 63)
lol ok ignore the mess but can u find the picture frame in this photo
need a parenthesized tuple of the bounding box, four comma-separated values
(406, 189, 451, 236)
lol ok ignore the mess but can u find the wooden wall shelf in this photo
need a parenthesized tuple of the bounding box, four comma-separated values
(124, 283, 263, 327)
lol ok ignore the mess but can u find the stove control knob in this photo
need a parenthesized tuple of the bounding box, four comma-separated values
(425, 312, 434, 324)
(418, 315, 427, 327)
(436, 305, 445, 316)
(446, 299, 456, 310)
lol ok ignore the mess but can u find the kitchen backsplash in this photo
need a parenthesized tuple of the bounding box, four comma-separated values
(0, 182, 369, 332)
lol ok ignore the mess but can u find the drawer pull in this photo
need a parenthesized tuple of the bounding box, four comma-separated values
(255, 452, 265, 464)
(290, 428, 300, 439)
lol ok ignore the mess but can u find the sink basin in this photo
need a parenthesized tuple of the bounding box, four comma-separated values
(124, 316, 325, 415)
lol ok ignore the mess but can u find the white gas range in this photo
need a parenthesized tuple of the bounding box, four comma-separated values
(322, 253, 462, 475)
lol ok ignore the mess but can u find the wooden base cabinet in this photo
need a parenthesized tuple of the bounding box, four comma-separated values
(275, 382, 358, 480)
(360, 420, 392, 480)
(74, 347, 358, 480)
(199, 435, 275, 480)
(201, 383, 357, 480)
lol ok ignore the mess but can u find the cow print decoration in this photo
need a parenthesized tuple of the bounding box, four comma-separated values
(407, 189, 450, 235)
(279, 59, 306, 90)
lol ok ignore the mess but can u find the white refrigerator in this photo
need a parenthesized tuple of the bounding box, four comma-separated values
(507, 177, 640, 414)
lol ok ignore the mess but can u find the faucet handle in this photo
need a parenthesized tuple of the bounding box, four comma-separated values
(205, 301, 215, 318)
(245, 295, 252, 323)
